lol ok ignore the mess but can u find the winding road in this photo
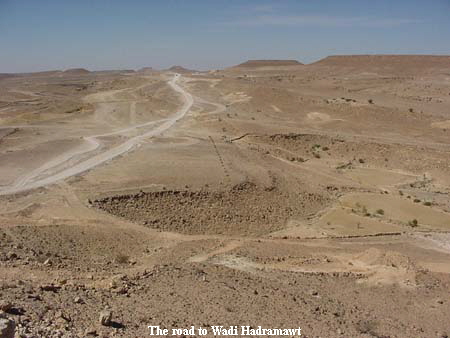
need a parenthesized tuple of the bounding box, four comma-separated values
(0, 74, 193, 195)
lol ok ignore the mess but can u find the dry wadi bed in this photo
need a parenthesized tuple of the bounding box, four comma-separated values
(1, 56, 450, 337)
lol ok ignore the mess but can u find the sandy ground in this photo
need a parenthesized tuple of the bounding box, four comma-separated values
(0, 56, 450, 337)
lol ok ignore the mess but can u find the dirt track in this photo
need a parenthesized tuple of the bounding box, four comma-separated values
(0, 73, 192, 195)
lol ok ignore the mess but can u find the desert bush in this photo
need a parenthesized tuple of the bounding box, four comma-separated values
(361, 205, 368, 215)
(408, 219, 418, 227)
(423, 201, 432, 206)
(376, 209, 384, 215)
(356, 320, 379, 336)
(115, 254, 129, 264)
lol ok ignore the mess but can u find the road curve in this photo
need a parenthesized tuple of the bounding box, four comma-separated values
(0, 74, 193, 195)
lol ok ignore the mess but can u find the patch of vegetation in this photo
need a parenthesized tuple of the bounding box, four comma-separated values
(115, 254, 130, 264)
(356, 320, 380, 336)
(408, 219, 418, 227)
(413, 198, 421, 203)
(376, 209, 385, 215)
(336, 162, 352, 170)
(290, 156, 305, 163)
(423, 201, 432, 206)
(358, 158, 365, 164)
(64, 107, 83, 114)
(353, 203, 370, 217)
(322, 146, 329, 151)
(368, 99, 374, 104)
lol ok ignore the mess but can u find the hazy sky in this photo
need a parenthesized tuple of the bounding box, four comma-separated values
(1, 0, 449, 72)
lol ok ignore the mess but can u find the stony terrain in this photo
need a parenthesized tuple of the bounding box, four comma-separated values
(1, 55, 450, 337)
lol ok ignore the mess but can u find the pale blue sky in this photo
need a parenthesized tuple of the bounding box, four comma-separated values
(1, 0, 449, 72)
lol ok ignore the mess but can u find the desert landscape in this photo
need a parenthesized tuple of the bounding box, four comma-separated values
(1, 55, 450, 337)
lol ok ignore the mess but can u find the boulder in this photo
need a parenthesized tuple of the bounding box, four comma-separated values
(99, 310, 112, 326)
(0, 317, 15, 338)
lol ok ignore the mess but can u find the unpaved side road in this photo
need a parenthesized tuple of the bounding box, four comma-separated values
(0, 74, 193, 195)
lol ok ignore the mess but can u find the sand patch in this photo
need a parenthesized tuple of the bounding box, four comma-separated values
(431, 120, 450, 129)
(223, 92, 251, 104)
(271, 105, 282, 113)
(343, 167, 418, 187)
(306, 112, 344, 123)
(273, 207, 403, 239)
(341, 193, 450, 231)
(210, 248, 418, 287)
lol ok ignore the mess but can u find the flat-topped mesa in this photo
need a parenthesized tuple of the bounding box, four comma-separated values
(167, 65, 197, 73)
(310, 55, 450, 69)
(137, 67, 159, 75)
(138, 67, 153, 72)
(63, 68, 91, 75)
(235, 60, 303, 68)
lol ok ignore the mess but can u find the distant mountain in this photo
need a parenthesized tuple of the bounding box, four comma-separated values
(63, 68, 91, 75)
(137, 67, 157, 74)
(234, 60, 303, 68)
(138, 67, 154, 72)
(1, 70, 62, 78)
(167, 66, 197, 73)
(0, 73, 17, 80)
(309, 55, 450, 74)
